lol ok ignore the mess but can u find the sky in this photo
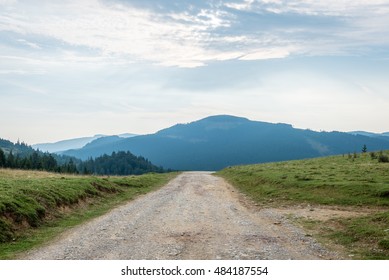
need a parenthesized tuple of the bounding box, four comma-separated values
(1, 0, 389, 144)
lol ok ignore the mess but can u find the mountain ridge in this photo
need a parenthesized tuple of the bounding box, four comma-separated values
(59, 115, 389, 171)
(32, 133, 137, 153)
(348, 131, 389, 138)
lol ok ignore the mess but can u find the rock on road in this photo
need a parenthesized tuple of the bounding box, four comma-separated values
(23, 172, 336, 260)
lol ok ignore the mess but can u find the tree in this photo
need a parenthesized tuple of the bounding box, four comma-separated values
(362, 144, 367, 153)
(65, 159, 77, 173)
(77, 150, 165, 176)
(7, 151, 15, 168)
(0, 149, 6, 167)
(41, 153, 57, 171)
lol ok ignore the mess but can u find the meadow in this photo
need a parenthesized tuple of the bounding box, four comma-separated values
(0, 169, 176, 259)
(218, 151, 389, 259)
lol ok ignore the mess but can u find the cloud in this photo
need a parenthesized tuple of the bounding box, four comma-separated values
(239, 47, 291, 60)
(0, 69, 46, 75)
(0, 0, 389, 68)
(0, 0, 299, 67)
(1, 0, 235, 67)
(224, 0, 389, 16)
(225, 0, 255, 11)
(0, 0, 16, 6)
(17, 39, 41, 49)
(230, 0, 389, 56)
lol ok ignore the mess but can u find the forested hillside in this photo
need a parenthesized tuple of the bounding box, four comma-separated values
(0, 138, 164, 175)
(80, 151, 165, 175)
(0, 138, 77, 173)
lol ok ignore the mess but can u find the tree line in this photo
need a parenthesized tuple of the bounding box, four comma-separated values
(79, 151, 165, 175)
(0, 138, 165, 175)
(0, 149, 77, 173)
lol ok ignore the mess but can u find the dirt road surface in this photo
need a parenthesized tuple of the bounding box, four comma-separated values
(23, 172, 338, 260)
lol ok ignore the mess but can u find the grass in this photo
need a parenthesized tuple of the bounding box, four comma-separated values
(324, 212, 389, 259)
(217, 151, 389, 259)
(0, 168, 177, 259)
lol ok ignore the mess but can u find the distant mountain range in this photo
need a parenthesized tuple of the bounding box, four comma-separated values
(348, 131, 389, 138)
(32, 133, 137, 153)
(58, 115, 389, 171)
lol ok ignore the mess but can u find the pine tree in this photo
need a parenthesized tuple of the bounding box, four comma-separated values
(0, 149, 6, 167)
(7, 151, 15, 168)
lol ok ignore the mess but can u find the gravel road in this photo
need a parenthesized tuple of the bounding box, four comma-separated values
(23, 172, 338, 260)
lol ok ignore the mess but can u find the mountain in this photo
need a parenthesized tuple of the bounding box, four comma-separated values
(59, 135, 134, 159)
(32, 133, 137, 153)
(60, 115, 389, 171)
(349, 131, 389, 138)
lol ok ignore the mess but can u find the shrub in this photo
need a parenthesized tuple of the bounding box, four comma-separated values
(379, 239, 389, 250)
(378, 155, 389, 163)
(0, 219, 13, 243)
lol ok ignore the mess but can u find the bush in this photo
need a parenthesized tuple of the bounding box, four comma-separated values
(378, 155, 389, 163)
(379, 239, 389, 250)
(0, 219, 13, 243)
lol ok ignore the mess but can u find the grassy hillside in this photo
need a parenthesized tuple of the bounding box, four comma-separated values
(217, 151, 389, 259)
(0, 169, 177, 259)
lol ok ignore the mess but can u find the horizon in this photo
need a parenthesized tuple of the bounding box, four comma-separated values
(1, 1, 389, 144)
(6, 114, 389, 146)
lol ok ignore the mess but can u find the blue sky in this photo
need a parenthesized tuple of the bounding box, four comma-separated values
(1, 0, 389, 144)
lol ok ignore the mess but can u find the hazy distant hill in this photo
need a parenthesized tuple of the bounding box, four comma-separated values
(348, 131, 389, 139)
(60, 135, 134, 159)
(60, 115, 389, 170)
(33, 133, 137, 153)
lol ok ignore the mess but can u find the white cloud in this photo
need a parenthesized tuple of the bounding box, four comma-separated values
(17, 39, 41, 49)
(225, 0, 255, 11)
(0, 69, 46, 75)
(0, 0, 300, 67)
(225, 0, 389, 16)
(0, 0, 237, 67)
(239, 47, 291, 60)
(0, 0, 16, 6)
(1, 0, 389, 68)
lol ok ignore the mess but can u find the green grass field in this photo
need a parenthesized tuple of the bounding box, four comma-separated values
(217, 151, 389, 259)
(0, 169, 177, 259)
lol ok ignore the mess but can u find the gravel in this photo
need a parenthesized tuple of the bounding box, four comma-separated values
(22, 172, 340, 260)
